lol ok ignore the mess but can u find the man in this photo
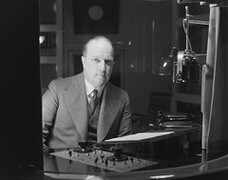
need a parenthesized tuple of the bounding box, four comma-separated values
(42, 36, 132, 150)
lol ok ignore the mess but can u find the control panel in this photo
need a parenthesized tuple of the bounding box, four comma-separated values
(50, 148, 158, 172)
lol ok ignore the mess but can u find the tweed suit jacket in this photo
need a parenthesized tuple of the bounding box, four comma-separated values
(42, 72, 132, 148)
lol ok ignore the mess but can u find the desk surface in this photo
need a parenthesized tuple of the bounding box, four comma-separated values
(43, 151, 228, 180)
(43, 126, 203, 175)
(8, 124, 227, 180)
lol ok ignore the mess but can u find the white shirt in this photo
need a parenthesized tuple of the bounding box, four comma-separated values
(84, 79, 104, 104)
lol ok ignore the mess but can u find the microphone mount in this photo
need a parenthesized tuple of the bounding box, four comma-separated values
(173, 6, 200, 83)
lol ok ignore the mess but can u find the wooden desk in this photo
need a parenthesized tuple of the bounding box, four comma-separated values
(40, 123, 228, 180)
(43, 125, 201, 175)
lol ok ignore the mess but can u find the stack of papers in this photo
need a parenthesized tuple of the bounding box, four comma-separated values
(105, 131, 174, 142)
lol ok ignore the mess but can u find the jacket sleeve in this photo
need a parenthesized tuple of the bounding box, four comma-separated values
(42, 80, 59, 147)
(118, 92, 132, 137)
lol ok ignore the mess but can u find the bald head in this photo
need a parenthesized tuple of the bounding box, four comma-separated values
(83, 36, 114, 58)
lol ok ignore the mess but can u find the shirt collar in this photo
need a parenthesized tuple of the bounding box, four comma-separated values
(84, 78, 104, 97)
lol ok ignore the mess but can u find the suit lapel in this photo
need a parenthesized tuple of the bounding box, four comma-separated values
(97, 83, 119, 142)
(63, 73, 89, 142)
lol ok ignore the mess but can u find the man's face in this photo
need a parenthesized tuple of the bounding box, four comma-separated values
(82, 39, 114, 89)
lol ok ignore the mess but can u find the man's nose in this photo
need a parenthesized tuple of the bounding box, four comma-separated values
(98, 60, 106, 71)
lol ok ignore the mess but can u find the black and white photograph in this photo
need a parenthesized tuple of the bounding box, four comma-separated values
(1, 0, 228, 179)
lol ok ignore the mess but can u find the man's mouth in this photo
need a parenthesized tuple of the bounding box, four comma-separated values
(98, 74, 106, 77)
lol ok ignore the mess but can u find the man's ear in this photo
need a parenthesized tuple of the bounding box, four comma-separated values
(81, 56, 85, 69)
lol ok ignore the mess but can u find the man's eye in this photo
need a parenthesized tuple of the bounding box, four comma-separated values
(105, 60, 114, 65)
(93, 59, 100, 63)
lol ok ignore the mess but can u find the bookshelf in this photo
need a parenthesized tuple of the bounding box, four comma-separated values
(39, 0, 63, 93)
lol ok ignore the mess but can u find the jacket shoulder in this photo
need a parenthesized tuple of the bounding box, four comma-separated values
(48, 73, 83, 91)
(107, 83, 130, 99)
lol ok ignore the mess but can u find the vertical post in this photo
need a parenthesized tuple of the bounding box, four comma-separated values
(0, 0, 43, 177)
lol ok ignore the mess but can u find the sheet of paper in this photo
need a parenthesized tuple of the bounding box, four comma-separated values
(105, 131, 174, 142)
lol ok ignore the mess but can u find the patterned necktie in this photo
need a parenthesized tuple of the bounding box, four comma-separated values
(89, 89, 98, 114)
